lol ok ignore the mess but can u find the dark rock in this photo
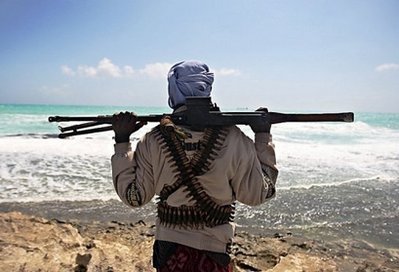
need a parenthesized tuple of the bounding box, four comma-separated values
(236, 260, 262, 272)
(75, 253, 92, 266)
(84, 241, 96, 249)
(74, 253, 92, 272)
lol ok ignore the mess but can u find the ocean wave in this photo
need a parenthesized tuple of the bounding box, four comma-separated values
(277, 175, 396, 190)
(0, 133, 60, 139)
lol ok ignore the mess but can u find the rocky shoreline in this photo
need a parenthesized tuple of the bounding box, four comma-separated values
(1, 211, 398, 271)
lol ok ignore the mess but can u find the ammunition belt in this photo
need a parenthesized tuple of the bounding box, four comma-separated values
(152, 125, 235, 228)
(157, 202, 235, 229)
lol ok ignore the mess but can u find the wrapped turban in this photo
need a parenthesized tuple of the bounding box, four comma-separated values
(168, 60, 214, 109)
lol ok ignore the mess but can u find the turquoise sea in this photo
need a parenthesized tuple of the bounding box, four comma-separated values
(1, 104, 398, 248)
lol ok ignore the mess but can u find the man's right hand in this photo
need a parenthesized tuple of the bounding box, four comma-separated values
(112, 112, 147, 143)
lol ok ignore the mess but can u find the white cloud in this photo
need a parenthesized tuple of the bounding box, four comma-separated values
(77, 65, 97, 77)
(61, 58, 124, 78)
(61, 65, 75, 76)
(139, 62, 172, 78)
(123, 65, 135, 76)
(97, 58, 122, 77)
(61, 58, 240, 79)
(375, 63, 399, 72)
(75, 58, 122, 78)
(213, 68, 241, 76)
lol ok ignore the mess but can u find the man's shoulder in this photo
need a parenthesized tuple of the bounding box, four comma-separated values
(226, 125, 247, 136)
(142, 126, 161, 139)
(223, 125, 253, 144)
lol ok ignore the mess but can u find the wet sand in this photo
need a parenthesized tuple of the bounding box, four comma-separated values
(1, 200, 399, 271)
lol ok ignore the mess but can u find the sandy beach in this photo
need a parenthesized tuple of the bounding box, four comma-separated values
(1, 200, 398, 272)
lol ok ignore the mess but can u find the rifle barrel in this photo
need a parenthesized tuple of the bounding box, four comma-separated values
(59, 121, 102, 132)
(48, 115, 163, 123)
(268, 112, 354, 124)
(59, 125, 113, 138)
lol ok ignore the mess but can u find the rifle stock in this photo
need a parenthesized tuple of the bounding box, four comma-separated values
(48, 97, 354, 138)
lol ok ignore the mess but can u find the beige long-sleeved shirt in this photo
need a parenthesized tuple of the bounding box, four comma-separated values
(112, 125, 278, 253)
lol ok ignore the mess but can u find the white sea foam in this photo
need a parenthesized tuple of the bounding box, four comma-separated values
(277, 175, 396, 190)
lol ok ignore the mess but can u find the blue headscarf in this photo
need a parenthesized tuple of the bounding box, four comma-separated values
(168, 60, 214, 109)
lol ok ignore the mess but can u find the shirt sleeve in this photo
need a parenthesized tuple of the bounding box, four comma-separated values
(111, 137, 155, 208)
(254, 132, 278, 185)
(231, 131, 278, 206)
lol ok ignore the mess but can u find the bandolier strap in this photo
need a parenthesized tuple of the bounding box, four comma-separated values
(153, 117, 235, 229)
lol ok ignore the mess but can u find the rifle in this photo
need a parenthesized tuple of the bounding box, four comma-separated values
(48, 97, 354, 138)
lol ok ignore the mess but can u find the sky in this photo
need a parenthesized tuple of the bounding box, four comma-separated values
(0, 0, 398, 112)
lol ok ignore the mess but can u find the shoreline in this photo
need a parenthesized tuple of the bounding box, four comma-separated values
(1, 200, 399, 271)
(1, 198, 398, 249)
(0, 199, 152, 224)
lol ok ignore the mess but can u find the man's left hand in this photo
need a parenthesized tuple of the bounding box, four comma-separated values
(250, 107, 271, 133)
